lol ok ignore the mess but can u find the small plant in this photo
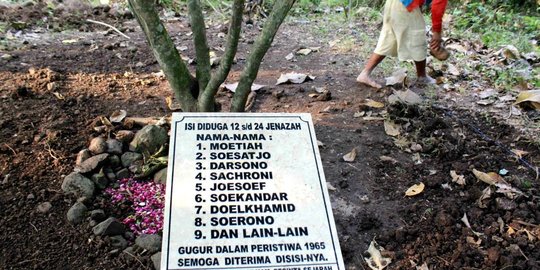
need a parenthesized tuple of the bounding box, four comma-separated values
(521, 179, 532, 189)
(105, 178, 165, 235)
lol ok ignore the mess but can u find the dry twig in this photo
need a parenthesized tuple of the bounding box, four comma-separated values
(122, 250, 149, 269)
(86, 19, 131, 39)
(3, 143, 17, 155)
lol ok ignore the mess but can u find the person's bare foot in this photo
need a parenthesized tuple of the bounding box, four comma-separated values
(356, 71, 382, 89)
(415, 76, 436, 86)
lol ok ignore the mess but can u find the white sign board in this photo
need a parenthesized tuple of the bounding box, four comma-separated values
(161, 113, 345, 270)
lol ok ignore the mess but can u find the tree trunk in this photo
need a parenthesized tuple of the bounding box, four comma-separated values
(198, 0, 245, 112)
(188, 0, 211, 96)
(230, 0, 297, 112)
(128, 0, 197, 111)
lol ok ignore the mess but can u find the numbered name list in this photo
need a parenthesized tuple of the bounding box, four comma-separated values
(161, 113, 345, 270)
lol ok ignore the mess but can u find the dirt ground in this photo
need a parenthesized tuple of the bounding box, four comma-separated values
(1, 2, 539, 270)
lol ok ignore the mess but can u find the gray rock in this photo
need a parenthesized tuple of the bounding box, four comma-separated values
(77, 196, 91, 204)
(89, 137, 107, 154)
(116, 130, 134, 143)
(93, 217, 125, 236)
(61, 172, 95, 198)
(1, 53, 13, 60)
(121, 152, 143, 168)
(106, 139, 123, 155)
(116, 168, 130, 180)
(75, 153, 109, 174)
(89, 220, 97, 227)
(22, 0, 36, 7)
(90, 209, 106, 222)
(128, 161, 143, 175)
(109, 155, 121, 169)
(110, 235, 128, 250)
(36, 202, 52, 213)
(92, 171, 108, 189)
(153, 167, 167, 185)
(124, 231, 135, 241)
(75, 149, 92, 166)
(135, 234, 162, 253)
(129, 125, 168, 156)
(151, 252, 161, 270)
(103, 167, 117, 182)
(67, 202, 88, 224)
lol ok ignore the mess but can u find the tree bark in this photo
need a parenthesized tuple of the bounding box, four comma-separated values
(198, 0, 245, 112)
(188, 0, 211, 96)
(128, 0, 197, 111)
(230, 0, 296, 112)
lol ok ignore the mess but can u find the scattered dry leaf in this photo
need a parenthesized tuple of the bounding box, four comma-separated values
(472, 169, 507, 186)
(520, 229, 536, 241)
(223, 82, 266, 92)
(285, 53, 295, 61)
(450, 170, 466, 186)
(364, 240, 392, 270)
(363, 116, 385, 121)
(166, 97, 182, 111)
(296, 48, 313, 55)
(109, 110, 127, 123)
(327, 182, 337, 191)
(380, 155, 398, 164)
(354, 111, 366, 118)
(478, 186, 493, 208)
(446, 63, 460, 76)
(514, 90, 540, 110)
(441, 183, 453, 190)
(495, 183, 523, 199)
(100, 116, 113, 127)
(365, 99, 385, 108)
(511, 149, 530, 159)
(405, 182, 425, 196)
(276, 72, 315, 85)
(416, 262, 429, 270)
(384, 120, 401, 137)
(462, 213, 483, 237)
(343, 148, 357, 162)
(507, 226, 516, 235)
(385, 68, 407, 86)
(502, 45, 520, 60)
(62, 39, 77, 44)
(387, 89, 422, 105)
(52, 92, 65, 100)
(466, 236, 482, 246)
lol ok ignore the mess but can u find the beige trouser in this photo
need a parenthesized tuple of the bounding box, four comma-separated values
(374, 0, 427, 62)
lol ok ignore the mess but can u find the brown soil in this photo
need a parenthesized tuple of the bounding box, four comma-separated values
(1, 3, 539, 270)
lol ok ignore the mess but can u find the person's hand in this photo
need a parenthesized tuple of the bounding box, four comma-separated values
(430, 31, 442, 52)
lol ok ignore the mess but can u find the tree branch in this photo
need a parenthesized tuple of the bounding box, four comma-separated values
(128, 0, 197, 111)
(231, 0, 296, 112)
(198, 0, 245, 112)
(188, 0, 211, 96)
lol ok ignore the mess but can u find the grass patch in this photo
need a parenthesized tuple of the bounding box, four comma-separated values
(451, 2, 539, 54)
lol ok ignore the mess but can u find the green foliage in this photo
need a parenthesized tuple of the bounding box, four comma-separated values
(520, 179, 532, 189)
(0, 22, 7, 33)
(452, 2, 539, 53)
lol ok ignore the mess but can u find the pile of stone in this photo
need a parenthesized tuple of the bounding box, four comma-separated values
(61, 115, 170, 269)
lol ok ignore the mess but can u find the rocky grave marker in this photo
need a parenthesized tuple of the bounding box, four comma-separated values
(161, 113, 345, 270)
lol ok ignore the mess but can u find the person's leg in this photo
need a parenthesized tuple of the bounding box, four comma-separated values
(415, 59, 426, 77)
(357, 0, 395, 89)
(414, 60, 435, 85)
(357, 53, 386, 89)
